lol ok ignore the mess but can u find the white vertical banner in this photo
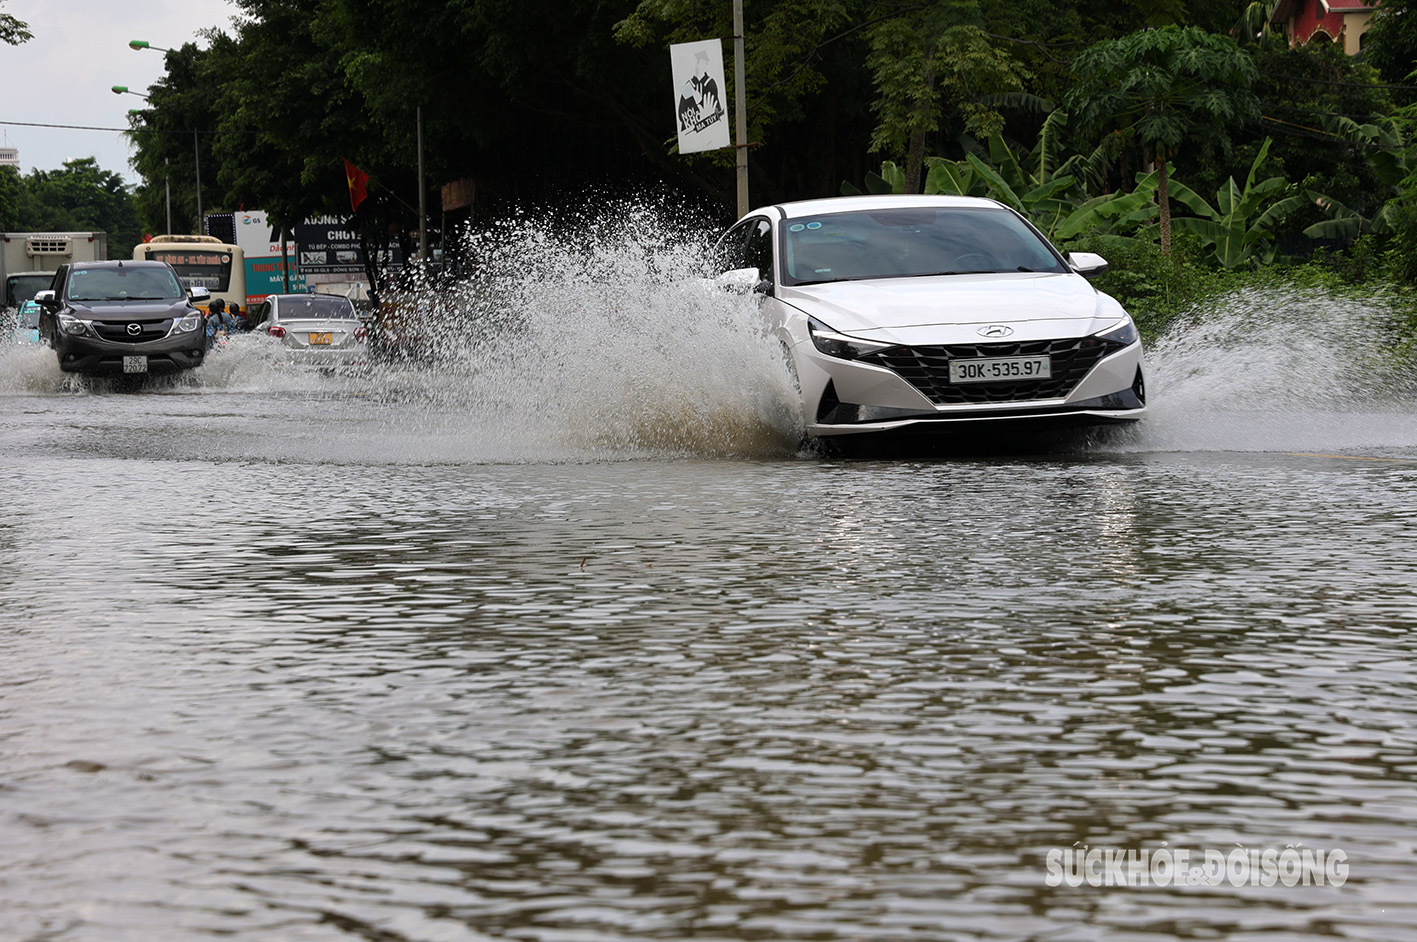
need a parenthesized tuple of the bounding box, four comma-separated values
(670, 40, 730, 155)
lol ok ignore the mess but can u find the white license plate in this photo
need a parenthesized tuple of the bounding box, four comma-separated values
(122, 356, 149, 374)
(949, 355, 1050, 383)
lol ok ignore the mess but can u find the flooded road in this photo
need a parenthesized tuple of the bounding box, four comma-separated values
(4, 278, 1417, 941)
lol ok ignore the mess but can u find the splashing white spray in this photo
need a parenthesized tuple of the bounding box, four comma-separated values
(1115, 286, 1417, 454)
(351, 202, 806, 458)
(7, 216, 1415, 461)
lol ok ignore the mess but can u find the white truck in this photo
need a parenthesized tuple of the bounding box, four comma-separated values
(2, 231, 109, 314)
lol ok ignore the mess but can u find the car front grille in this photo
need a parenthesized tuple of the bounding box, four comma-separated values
(92, 319, 174, 344)
(859, 338, 1118, 405)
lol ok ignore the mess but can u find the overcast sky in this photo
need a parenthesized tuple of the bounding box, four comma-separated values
(2, 0, 239, 183)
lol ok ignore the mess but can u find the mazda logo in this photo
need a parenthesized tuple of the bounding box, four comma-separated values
(978, 324, 1013, 338)
(126, 323, 142, 336)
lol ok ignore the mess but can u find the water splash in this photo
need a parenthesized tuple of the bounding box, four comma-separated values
(391, 204, 805, 458)
(7, 216, 1416, 461)
(1115, 286, 1417, 454)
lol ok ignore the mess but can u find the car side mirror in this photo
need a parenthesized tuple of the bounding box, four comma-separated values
(1067, 252, 1109, 279)
(716, 267, 771, 295)
(189, 285, 212, 302)
(35, 289, 57, 309)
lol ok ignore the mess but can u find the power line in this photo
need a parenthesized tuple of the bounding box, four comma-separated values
(2, 119, 131, 132)
(1, 119, 256, 135)
(1266, 72, 1417, 91)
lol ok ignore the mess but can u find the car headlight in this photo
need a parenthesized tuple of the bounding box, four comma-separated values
(58, 313, 94, 337)
(808, 317, 895, 359)
(172, 312, 202, 333)
(1094, 318, 1139, 347)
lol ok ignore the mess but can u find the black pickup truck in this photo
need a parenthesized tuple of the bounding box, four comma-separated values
(36, 260, 212, 376)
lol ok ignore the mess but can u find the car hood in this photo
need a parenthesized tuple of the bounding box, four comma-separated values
(779, 272, 1120, 343)
(68, 299, 193, 321)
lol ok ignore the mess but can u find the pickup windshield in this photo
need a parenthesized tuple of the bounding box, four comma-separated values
(68, 267, 185, 302)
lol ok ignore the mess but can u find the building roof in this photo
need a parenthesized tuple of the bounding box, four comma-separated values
(1272, 0, 1379, 23)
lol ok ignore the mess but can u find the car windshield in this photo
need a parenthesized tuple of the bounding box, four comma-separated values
(18, 304, 40, 329)
(68, 267, 185, 302)
(279, 297, 357, 320)
(781, 206, 1067, 286)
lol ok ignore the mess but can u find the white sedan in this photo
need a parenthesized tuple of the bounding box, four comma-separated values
(716, 195, 1146, 441)
(248, 293, 367, 362)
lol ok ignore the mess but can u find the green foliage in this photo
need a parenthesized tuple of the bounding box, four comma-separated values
(0, 165, 21, 230)
(865, 9, 1026, 191)
(1064, 26, 1259, 251)
(1061, 231, 1224, 339)
(126, 36, 236, 235)
(1363, 0, 1417, 99)
(0, 0, 31, 45)
(1, 159, 141, 258)
(1066, 26, 1259, 159)
(1165, 138, 1308, 268)
(1381, 196, 1417, 285)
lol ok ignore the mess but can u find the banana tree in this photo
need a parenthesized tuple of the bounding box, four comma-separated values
(1303, 116, 1409, 240)
(1166, 138, 1307, 268)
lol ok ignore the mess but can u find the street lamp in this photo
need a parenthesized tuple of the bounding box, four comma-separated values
(113, 80, 201, 229)
(128, 40, 172, 52)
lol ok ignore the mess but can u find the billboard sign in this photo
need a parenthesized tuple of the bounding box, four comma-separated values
(670, 40, 729, 155)
(235, 210, 303, 300)
(294, 217, 403, 276)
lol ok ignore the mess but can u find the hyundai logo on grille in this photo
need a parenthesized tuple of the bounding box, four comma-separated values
(127, 323, 142, 336)
(978, 324, 1013, 338)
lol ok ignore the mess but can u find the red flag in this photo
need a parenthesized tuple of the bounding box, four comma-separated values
(142, 232, 153, 243)
(343, 158, 370, 212)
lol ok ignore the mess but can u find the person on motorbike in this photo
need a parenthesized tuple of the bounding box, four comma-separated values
(206, 298, 238, 346)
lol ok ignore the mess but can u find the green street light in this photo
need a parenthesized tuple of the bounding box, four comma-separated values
(111, 84, 148, 99)
(128, 40, 172, 52)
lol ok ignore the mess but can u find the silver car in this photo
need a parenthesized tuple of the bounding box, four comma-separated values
(249, 293, 367, 362)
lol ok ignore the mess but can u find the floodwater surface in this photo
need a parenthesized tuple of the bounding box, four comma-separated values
(4, 231, 1417, 941)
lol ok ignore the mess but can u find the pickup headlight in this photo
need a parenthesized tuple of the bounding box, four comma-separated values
(58, 313, 95, 337)
(808, 317, 895, 360)
(172, 312, 202, 334)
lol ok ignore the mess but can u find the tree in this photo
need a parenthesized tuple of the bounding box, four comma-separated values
(126, 36, 240, 235)
(864, 7, 1025, 193)
(1168, 138, 1308, 268)
(1064, 26, 1259, 254)
(1364, 0, 1417, 102)
(212, 1, 363, 244)
(1, 165, 22, 229)
(1, 0, 31, 45)
(1, 159, 141, 257)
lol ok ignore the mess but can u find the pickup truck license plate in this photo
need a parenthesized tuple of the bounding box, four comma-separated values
(949, 355, 1051, 383)
(122, 356, 149, 374)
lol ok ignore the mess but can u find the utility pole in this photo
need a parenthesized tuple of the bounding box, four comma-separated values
(417, 106, 427, 263)
(733, 0, 749, 217)
(194, 130, 203, 233)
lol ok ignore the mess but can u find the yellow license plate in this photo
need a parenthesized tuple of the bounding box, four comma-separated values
(309, 332, 333, 345)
